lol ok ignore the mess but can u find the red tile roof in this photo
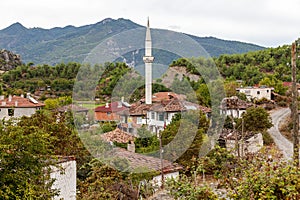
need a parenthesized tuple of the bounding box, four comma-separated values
(140, 92, 186, 103)
(0, 95, 44, 108)
(110, 147, 183, 173)
(95, 102, 127, 113)
(221, 96, 253, 110)
(100, 128, 135, 143)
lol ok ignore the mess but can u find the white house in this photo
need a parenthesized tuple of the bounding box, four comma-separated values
(236, 86, 274, 101)
(110, 147, 182, 188)
(147, 99, 211, 133)
(50, 157, 76, 200)
(118, 92, 211, 134)
(0, 95, 44, 120)
(220, 96, 253, 118)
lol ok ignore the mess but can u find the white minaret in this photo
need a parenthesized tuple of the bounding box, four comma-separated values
(143, 18, 154, 105)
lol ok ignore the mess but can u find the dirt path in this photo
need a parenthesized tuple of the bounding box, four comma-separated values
(268, 108, 293, 159)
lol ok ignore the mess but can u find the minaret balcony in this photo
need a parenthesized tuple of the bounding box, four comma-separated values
(143, 56, 154, 63)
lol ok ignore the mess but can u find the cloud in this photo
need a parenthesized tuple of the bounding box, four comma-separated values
(1, 0, 300, 47)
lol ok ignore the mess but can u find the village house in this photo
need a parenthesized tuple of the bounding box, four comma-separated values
(0, 94, 44, 120)
(220, 96, 253, 118)
(218, 129, 263, 157)
(100, 128, 136, 152)
(94, 101, 130, 122)
(50, 156, 76, 200)
(117, 92, 211, 134)
(236, 86, 274, 101)
(283, 82, 300, 95)
(110, 147, 182, 187)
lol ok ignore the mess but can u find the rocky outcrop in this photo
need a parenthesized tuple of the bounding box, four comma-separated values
(0, 49, 22, 71)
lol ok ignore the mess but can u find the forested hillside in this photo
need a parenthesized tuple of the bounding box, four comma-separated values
(0, 18, 264, 65)
(0, 44, 296, 104)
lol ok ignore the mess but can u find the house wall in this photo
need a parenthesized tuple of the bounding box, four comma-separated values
(147, 111, 178, 133)
(152, 171, 179, 188)
(237, 88, 272, 100)
(221, 109, 246, 118)
(95, 112, 120, 121)
(51, 160, 76, 200)
(0, 107, 41, 120)
(226, 133, 263, 156)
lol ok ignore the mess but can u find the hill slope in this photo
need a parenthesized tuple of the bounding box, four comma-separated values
(0, 18, 264, 65)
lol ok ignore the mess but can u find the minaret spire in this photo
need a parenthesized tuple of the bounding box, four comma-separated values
(143, 17, 154, 105)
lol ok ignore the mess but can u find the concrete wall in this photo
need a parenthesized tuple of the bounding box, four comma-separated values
(51, 160, 76, 200)
(238, 87, 272, 100)
(152, 171, 179, 188)
(221, 109, 246, 118)
(226, 133, 263, 156)
(0, 107, 41, 120)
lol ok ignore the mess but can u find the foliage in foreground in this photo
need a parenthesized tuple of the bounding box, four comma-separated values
(0, 119, 56, 199)
(220, 149, 300, 199)
(196, 146, 300, 200)
(166, 175, 219, 200)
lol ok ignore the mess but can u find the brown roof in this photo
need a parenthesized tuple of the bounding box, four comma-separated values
(221, 96, 253, 110)
(150, 99, 211, 113)
(111, 147, 183, 173)
(140, 92, 186, 103)
(95, 102, 128, 113)
(100, 128, 135, 143)
(0, 95, 44, 108)
(119, 103, 151, 116)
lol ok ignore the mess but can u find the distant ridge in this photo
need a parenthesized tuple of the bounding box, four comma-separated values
(0, 18, 264, 65)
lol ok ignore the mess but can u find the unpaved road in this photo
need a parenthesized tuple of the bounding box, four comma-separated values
(268, 108, 293, 159)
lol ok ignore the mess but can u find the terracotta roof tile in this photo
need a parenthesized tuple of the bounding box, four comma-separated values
(101, 128, 135, 143)
(110, 148, 183, 173)
(221, 96, 253, 110)
(95, 102, 128, 113)
(0, 95, 44, 108)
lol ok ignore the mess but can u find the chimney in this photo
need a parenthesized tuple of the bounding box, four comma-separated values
(105, 103, 109, 108)
(26, 93, 30, 98)
(121, 96, 124, 102)
(15, 101, 18, 107)
(117, 101, 122, 108)
(8, 95, 12, 102)
(127, 141, 135, 153)
(20, 94, 24, 98)
(0, 95, 4, 100)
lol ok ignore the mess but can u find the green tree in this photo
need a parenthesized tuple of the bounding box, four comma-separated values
(0, 119, 57, 199)
(238, 106, 273, 132)
(161, 110, 209, 168)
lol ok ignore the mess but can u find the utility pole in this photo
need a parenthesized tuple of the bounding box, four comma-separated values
(159, 129, 164, 189)
(291, 41, 299, 166)
(241, 118, 244, 157)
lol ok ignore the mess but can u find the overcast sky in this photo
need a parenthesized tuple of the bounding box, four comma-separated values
(1, 0, 300, 47)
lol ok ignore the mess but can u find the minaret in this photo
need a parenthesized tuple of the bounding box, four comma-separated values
(143, 18, 154, 105)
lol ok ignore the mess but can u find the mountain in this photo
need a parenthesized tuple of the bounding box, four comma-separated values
(0, 18, 264, 65)
(0, 49, 22, 71)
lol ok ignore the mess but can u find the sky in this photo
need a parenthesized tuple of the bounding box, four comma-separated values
(1, 0, 300, 47)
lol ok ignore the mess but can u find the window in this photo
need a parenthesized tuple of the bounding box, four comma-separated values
(158, 113, 164, 121)
(267, 90, 269, 93)
(8, 109, 14, 117)
(151, 112, 155, 119)
(107, 112, 111, 116)
(137, 117, 142, 124)
(257, 91, 260, 95)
